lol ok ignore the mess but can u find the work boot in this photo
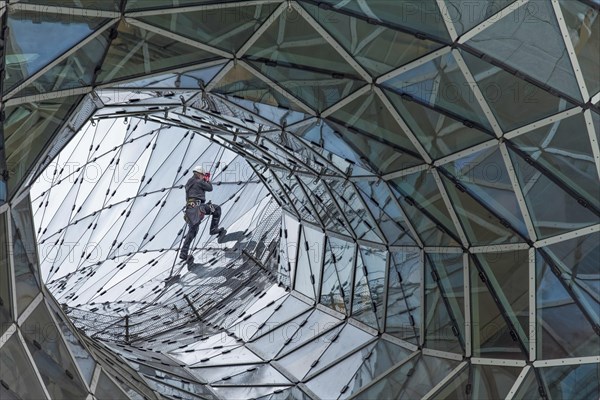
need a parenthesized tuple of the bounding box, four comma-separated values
(210, 227, 226, 236)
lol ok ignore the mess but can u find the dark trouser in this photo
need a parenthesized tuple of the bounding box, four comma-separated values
(180, 202, 222, 258)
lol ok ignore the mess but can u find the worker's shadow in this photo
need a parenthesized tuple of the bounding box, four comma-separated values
(186, 230, 247, 273)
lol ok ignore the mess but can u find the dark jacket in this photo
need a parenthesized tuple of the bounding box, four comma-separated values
(185, 176, 212, 201)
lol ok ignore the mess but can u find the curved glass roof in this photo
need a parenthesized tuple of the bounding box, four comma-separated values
(0, 1, 599, 399)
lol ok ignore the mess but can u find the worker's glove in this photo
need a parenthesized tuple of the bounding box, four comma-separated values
(203, 172, 211, 182)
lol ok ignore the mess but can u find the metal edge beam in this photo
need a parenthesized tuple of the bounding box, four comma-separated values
(505, 365, 532, 400)
(16, 329, 53, 400)
(238, 59, 316, 115)
(15, 292, 43, 326)
(374, 87, 433, 164)
(10, 3, 120, 18)
(431, 169, 470, 247)
(452, 49, 504, 137)
(320, 84, 370, 118)
(533, 356, 600, 367)
(528, 247, 536, 362)
(534, 223, 599, 248)
(470, 357, 527, 367)
(583, 109, 600, 181)
(376, 47, 451, 84)
(433, 139, 498, 167)
(435, 0, 458, 41)
(347, 350, 421, 399)
(551, 0, 590, 101)
(5, 87, 92, 106)
(96, 58, 228, 89)
(504, 107, 582, 140)
(236, 2, 287, 58)
(125, 18, 232, 59)
(458, 0, 529, 44)
(463, 252, 472, 358)
(499, 142, 538, 241)
(127, 0, 283, 17)
(422, 361, 468, 400)
(291, 1, 372, 83)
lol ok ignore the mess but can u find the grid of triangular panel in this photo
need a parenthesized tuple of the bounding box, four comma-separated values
(1, 1, 599, 399)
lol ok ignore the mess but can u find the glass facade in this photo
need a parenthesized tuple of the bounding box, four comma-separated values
(0, 1, 598, 399)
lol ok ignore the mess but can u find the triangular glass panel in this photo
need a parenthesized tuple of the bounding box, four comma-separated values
(390, 169, 462, 243)
(21, 302, 89, 399)
(438, 168, 524, 245)
(14, 28, 113, 97)
(320, 238, 349, 314)
(139, 3, 280, 53)
(508, 147, 599, 239)
(355, 180, 418, 246)
(389, 184, 460, 247)
(97, 20, 221, 83)
(246, 60, 365, 112)
(460, 50, 578, 132)
(467, 0, 583, 101)
(382, 51, 494, 132)
(352, 248, 385, 330)
(0, 333, 48, 400)
(558, 1, 600, 96)
(445, 0, 517, 35)
(321, 236, 355, 315)
(273, 170, 319, 226)
(289, 121, 375, 175)
(118, 62, 226, 89)
(324, 120, 423, 175)
(321, 176, 385, 243)
(4, 10, 109, 93)
(246, 7, 361, 78)
(294, 226, 323, 300)
(386, 250, 421, 344)
(330, 92, 423, 160)
(5, 95, 84, 197)
(536, 250, 599, 359)
(383, 88, 494, 160)
(424, 252, 464, 354)
(475, 250, 530, 350)
(212, 63, 303, 112)
(543, 231, 599, 322)
(317, 0, 451, 42)
(510, 113, 600, 210)
(301, 2, 444, 77)
(296, 176, 352, 236)
(538, 363, 600, 400)
(442, 145, 528, 237)
(360, 246, 387, 330)
(471, 256, 527, 360)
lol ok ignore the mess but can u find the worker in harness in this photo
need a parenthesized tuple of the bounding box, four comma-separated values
(179, 165, 226, 261)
